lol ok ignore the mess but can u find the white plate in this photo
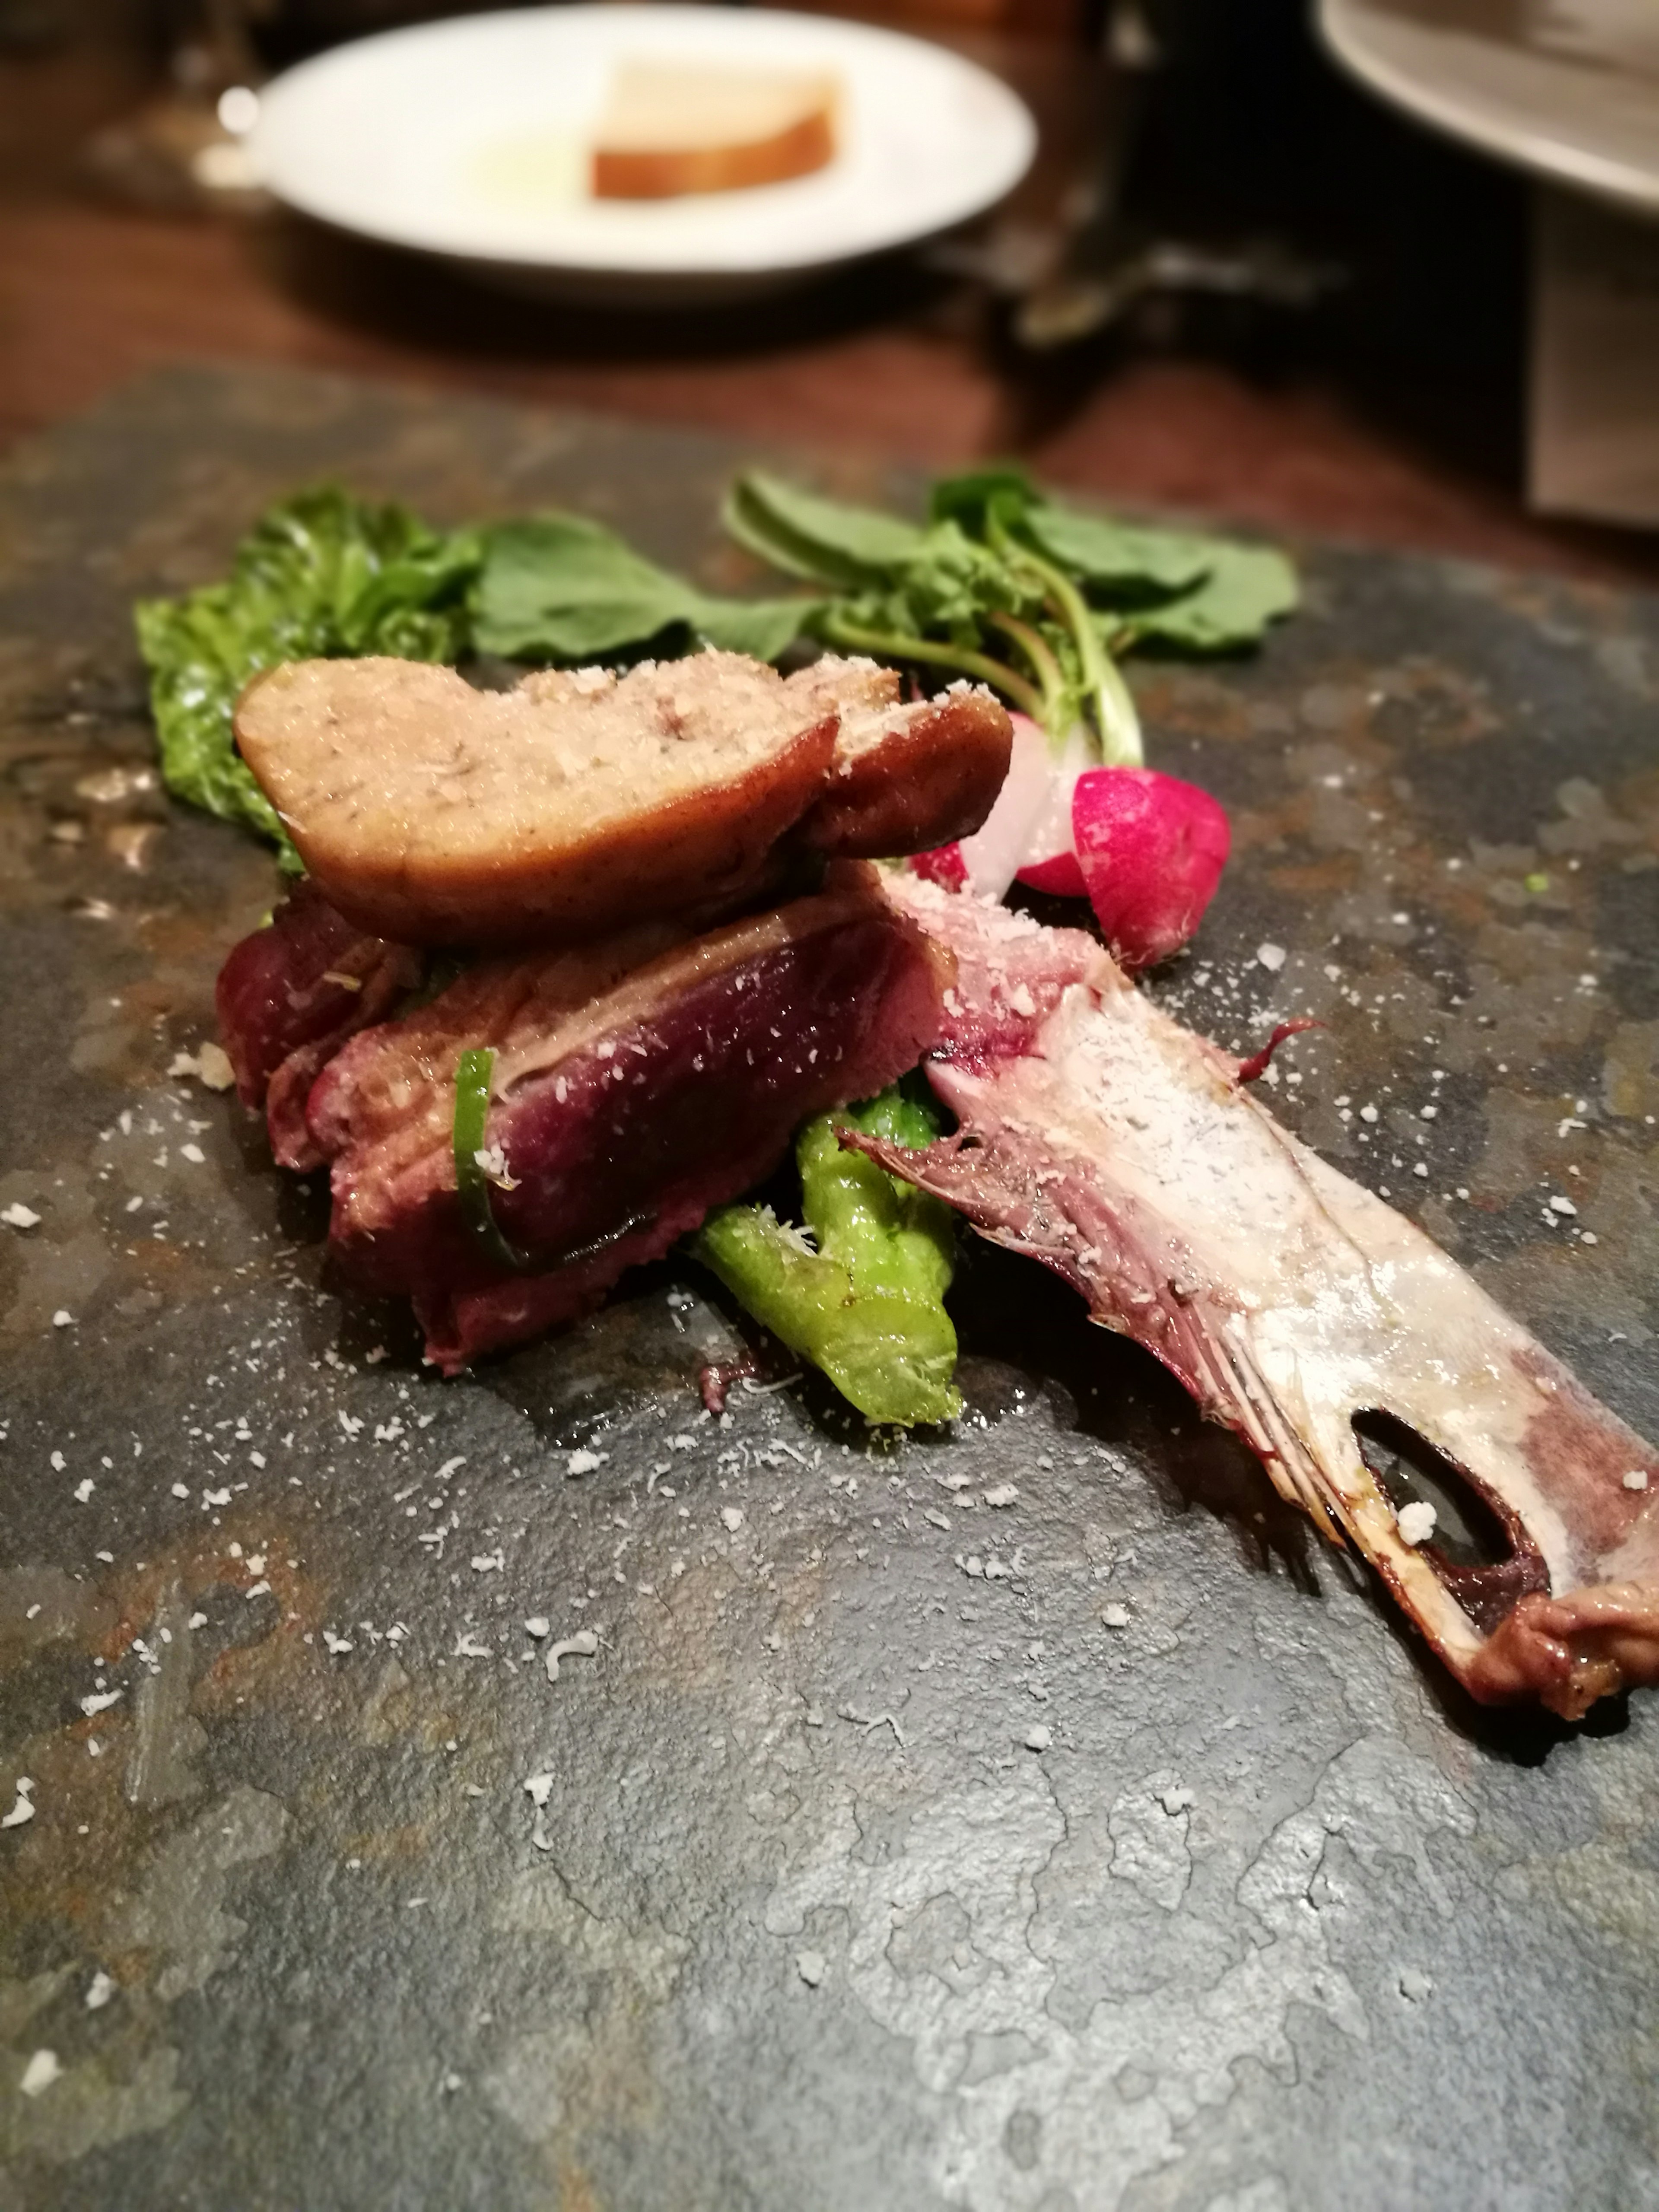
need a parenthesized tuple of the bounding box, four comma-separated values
(249, 3, 1038, 303)
(1321, 0, 1659, 217)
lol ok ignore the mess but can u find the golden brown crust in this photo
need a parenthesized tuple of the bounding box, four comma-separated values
(801, 688, 1013, 859)
(233, 653, 1011, 951)
(234, 655, 842, 950)
(593, 108, 836, 200)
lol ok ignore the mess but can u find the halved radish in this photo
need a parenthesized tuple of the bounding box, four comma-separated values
(1072, 767, 1230, 971)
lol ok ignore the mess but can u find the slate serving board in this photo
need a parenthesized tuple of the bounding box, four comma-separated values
(2, 364, 1657, 2212)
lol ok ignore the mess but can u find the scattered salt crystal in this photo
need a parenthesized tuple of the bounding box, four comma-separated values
(79, 1690, 121, 1716)
(1158, 1784, 1196, 1815)
(1624, 1471, 1649, 1492)
(1358, 1105, 1379, 1124)
(85, 1971, 114, 2011)
(796, 1950, 826, 1988)
(453, 1634, 491, 1659)
(566, 1448, 607, 1477)
(321, 1629, 355, 1655)
(52, 1311, 73, 1328)
(73, 1479, 94, 1504)
(521, 1771, 554, 1808)
(170, 1482, 189, 1499)
(50, 1451, 64, 1472)
(1256, 944, 1287, 972)
(1101, 1603, 1131, 1629)
(179, 1142, 205, 1165)
(720, 1505, 745, 1532)
(2, 1778, 36, 1827)
(544, 1629, 598, 1682)
(1399, 1969, 1434, 2003)
(983, 1484, 1018, 1509)
(524, 1616, 551, 1639)
(1548, 1195, 1577, 1217)
(19, 2050, 60, 2097)
(2, 1202, 40, 1230)
(1023, 1723, 1053, 1752)
(1396, 1501, 1437, 1546)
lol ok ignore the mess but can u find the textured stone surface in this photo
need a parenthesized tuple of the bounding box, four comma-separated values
(1, 365, 1657, 2211)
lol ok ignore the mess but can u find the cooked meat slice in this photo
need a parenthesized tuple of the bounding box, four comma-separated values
(852, 874, 1659, 1719)
(307, 863, 951, 1371)
(234, 652, 839, 947)
(213, 879, 422, 1171)
(233, 649, 1012, 950)
(786, 661, 1013, 859)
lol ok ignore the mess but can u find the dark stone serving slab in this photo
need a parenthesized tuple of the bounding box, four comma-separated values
(2, 365, 1657, 2212)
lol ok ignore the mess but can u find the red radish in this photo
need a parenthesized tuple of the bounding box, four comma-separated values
(1014, 725, 1092, 899)
(910, 841, 967, 890)
(943, 713, 1053, 900)
(1016, 846, 1087, 899)
(1071, 767, 1230, 971)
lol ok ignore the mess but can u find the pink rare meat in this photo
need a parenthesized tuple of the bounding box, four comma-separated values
(304, 864, 950, 1371)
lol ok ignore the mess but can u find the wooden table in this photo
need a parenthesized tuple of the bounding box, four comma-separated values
(3, 0, 1657, 583)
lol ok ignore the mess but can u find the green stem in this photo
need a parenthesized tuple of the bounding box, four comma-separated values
(818, 610, 1044, 722)
(453, 1046, 533, 1273)
(987, 520, 1144, 767)
(985, 611, 1070, 741)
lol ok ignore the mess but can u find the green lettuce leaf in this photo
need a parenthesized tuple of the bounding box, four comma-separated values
(473, 512, 817, 664)
(1113, 540, 1299, 651)
(1022, 503, 1216, 597)
(135, 486, 480, 867)
(723, 470, 929, 589)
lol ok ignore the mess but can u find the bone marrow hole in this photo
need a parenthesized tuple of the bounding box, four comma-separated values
(1351, 1408, 1551, 1635)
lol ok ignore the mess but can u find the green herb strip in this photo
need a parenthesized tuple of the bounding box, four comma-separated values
(453, 1048, 532, 1273)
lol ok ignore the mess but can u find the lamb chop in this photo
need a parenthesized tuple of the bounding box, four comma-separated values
(846, 874, 1659, 1720)
(224, 864, 948, 1372)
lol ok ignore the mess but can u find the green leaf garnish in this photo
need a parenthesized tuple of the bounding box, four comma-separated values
(453, 1047, 531, 1273)
(473, 512, 819, 665)
(134, 486, 481, 868)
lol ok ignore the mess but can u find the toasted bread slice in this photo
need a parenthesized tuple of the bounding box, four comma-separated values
(592, 62, 838, 200)
(785, 660, 1014, 858)
(235, 652, 839, 948)
(233, 649, 1011, 950)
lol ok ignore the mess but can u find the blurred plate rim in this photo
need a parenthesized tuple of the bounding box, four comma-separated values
(1320, 0, 1659, 217)
(248, 2, 1039, 301)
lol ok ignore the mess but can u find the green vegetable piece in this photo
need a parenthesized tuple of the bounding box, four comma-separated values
(724, 469, 928, 589)
(692, 1080, 961, 1427)
(453, 1047, 531, 1273)
(135, 486, 480, 867)
(1114, 540, 1299, 652)
(1022, 503, 1217, 597)
(472, 512, 815, 664)
(927, 464, 1038, 537)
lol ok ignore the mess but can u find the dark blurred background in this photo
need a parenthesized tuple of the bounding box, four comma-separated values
(0, 0, 1650, 577)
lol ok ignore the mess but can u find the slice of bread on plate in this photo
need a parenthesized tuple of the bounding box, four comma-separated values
(591, 62, 839, 200)
(233, 650, 1010, 950)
